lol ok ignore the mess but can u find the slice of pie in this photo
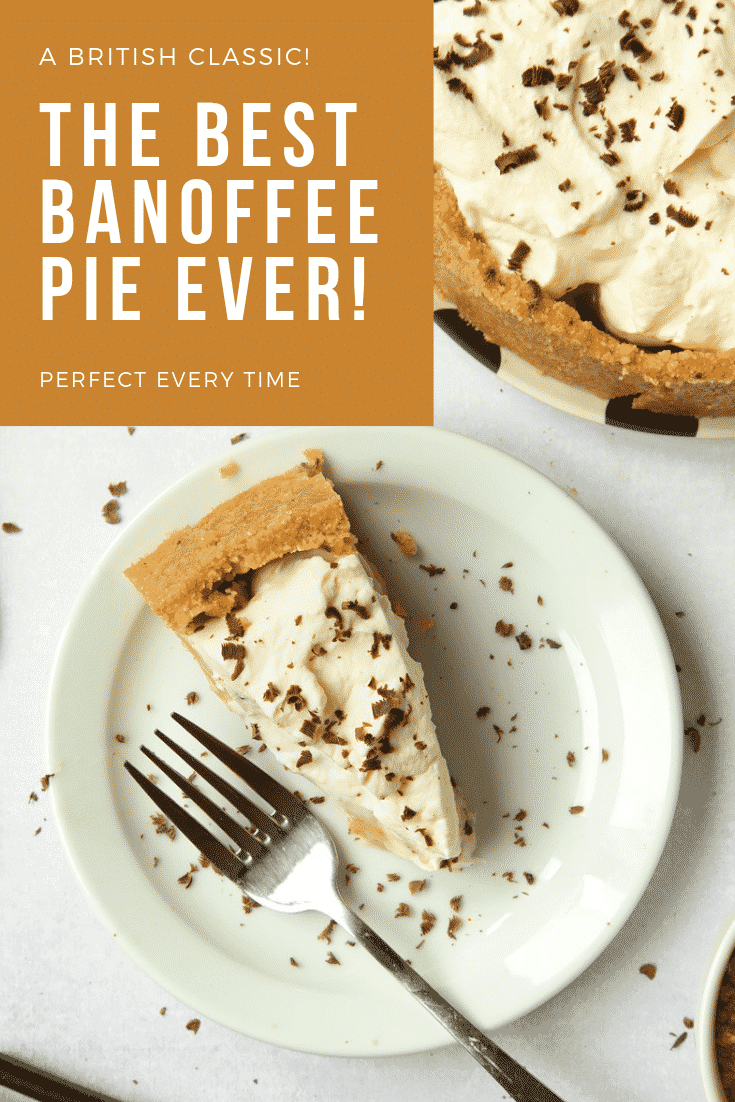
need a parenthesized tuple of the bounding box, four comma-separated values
(125, 451, 474, 871)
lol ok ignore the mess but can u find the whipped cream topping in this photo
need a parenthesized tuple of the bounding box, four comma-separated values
(435, 0, 735, 350)
(187, 550, 471, 871)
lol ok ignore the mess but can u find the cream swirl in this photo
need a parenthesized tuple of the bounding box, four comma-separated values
(435, 0, 735, 349)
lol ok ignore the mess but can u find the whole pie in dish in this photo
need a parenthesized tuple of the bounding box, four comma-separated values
(125, 451, 475, 871)
(434, 0, 735, 417)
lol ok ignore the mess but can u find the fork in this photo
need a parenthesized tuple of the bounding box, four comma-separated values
(125, 712, 565, 1101)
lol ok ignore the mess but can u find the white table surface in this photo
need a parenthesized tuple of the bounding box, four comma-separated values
(1, 327, 734, 1102)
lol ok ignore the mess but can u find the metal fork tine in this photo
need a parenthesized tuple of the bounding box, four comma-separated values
(170, 711, 306, 823)
(140, 744, 265, 860)
(123, 761, 246, 882)
(152, 729, 283, 841)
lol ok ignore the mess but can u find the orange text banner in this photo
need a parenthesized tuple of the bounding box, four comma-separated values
(4, 4, 432, 425)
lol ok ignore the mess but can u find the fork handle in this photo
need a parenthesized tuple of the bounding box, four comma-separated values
(329, 901, 564, 1101)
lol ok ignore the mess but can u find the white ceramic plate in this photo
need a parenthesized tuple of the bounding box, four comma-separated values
(46, 426, 683, 1057)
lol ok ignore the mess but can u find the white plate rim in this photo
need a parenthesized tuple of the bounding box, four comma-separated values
(45, 425, 684, 1056)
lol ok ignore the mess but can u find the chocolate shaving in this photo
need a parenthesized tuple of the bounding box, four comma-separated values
(522, 66, 555, 87)
(296, 749, 313, 768)
(446, 76, 474, 102)
(619, 29, 653, 62)
(419, 563, 445, 576)
(369, 632, 392, 658)
(225, 612, 244, 638)
(221, 642, 246, 661)
(434, 51, 460, 74)
(151, 813, 175, 840)
(495, 145, 539, 174)
(623, 189, 647, 211)
(666, 204, 698, 227)
(420, 911, 437, 935)
(262, 682, 281, 702)
(102, 500, 120, 524)
(558, 178, 572, 192)
(508, 241, 531, 272)
(342, 598, 371, 619)
(372, 695, 398, 720)
(459, 33, 493, 69)
(666, 101, 685, 131)
(619, 118, 638, 142)
(580, 61, 617, 115)
(526, 279, 542, 310)
(284, 684, 308, 710)
(550, 0, 579, 14)
(318, 919, 336, 943)
(391, 530, 417, 556)
(360, 756, 383, 772)
(374, 709, 404, 753)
